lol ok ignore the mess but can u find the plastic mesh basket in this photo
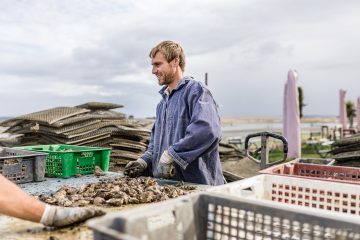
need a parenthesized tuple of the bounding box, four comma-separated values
(209, 174, 360, 216)
(260, 162, 360, 184)
(15, 144, 110, 178)
(88, 193, 360, 240)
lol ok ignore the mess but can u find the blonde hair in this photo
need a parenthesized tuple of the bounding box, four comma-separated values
(149, 40, 185, 72)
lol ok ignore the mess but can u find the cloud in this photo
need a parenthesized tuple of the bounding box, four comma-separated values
(0, 0, 359, 118)
(36, 82, 124, 97)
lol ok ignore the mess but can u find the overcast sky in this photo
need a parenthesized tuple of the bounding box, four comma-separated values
(0, 0, 359, 118)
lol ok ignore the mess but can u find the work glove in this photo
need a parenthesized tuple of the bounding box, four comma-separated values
(40, 205, 105, 227)
(124, 158, 147, 177)
(157, 150, 176, 179)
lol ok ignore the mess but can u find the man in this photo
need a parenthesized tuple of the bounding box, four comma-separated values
(124, 40, 224, 185)
(0, 174, 105, 227)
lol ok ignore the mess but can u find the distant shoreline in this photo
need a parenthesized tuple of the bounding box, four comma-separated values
(0, 116, 339, 125)
(221, 116, 338, 125)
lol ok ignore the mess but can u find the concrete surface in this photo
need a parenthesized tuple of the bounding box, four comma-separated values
(20, 172, 124, 195)
(1, 172, 207, 240)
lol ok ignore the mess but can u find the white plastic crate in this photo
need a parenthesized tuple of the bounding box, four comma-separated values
(88, 192, 360, 240)
(209, 174, 360, 216)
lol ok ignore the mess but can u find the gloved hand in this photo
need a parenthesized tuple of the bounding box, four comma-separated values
(124, 158, 147, 177)
(40, 205, 105, 227)
(157, 150, 176, 179)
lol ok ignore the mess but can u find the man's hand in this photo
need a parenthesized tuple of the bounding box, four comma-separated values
(124, 158, 147, 177)
(157, 150, 176, 179)
(40, 205, 105, 227)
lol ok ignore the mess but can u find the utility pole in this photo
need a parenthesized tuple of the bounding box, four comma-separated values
(205, 72, 208, 86)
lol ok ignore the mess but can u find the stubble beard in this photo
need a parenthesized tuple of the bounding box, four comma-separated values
(158, 71, 175, 86)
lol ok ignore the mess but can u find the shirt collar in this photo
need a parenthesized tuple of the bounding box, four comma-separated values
(165, 87, 171, 96)
(159, 76, 193, 97)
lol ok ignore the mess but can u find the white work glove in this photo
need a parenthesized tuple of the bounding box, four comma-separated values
(124, 158, 147, 177)
(157, 150, 176, 179)
(40, 205, 105, 227)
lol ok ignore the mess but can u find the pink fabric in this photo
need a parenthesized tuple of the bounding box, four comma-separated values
(283, 82, 288, 138)
(357, 97, 360, 132)
(282, 70, 301, 158)
(339, 89, 347, 131)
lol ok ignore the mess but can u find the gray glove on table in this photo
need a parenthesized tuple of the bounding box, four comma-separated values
(124, 158, 147, 177)
(157, 150, 175, 179)
(40, 205, 105, 227)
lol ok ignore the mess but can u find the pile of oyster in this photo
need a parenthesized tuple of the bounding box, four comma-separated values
(37, 176, 196, 207)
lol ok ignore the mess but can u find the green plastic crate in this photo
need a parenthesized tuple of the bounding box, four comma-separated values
(15, 144, 111, 178)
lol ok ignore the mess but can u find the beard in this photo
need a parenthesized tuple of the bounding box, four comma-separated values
(158, 70, 176, 86)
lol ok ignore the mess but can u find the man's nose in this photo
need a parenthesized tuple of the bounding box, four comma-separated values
(152, 66, 157, 74)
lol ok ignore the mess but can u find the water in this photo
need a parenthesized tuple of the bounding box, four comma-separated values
(221, 122, 340, 138)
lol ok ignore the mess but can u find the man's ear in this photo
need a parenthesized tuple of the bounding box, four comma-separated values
(173, 57, 179, 67)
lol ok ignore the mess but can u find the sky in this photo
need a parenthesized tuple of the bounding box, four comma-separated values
(0, 0, 359, 118)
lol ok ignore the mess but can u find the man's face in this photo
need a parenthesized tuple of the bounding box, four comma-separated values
(151, 52, 176, 86)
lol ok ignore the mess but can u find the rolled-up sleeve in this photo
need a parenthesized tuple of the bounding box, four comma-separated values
(168, 87, 221, 170)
